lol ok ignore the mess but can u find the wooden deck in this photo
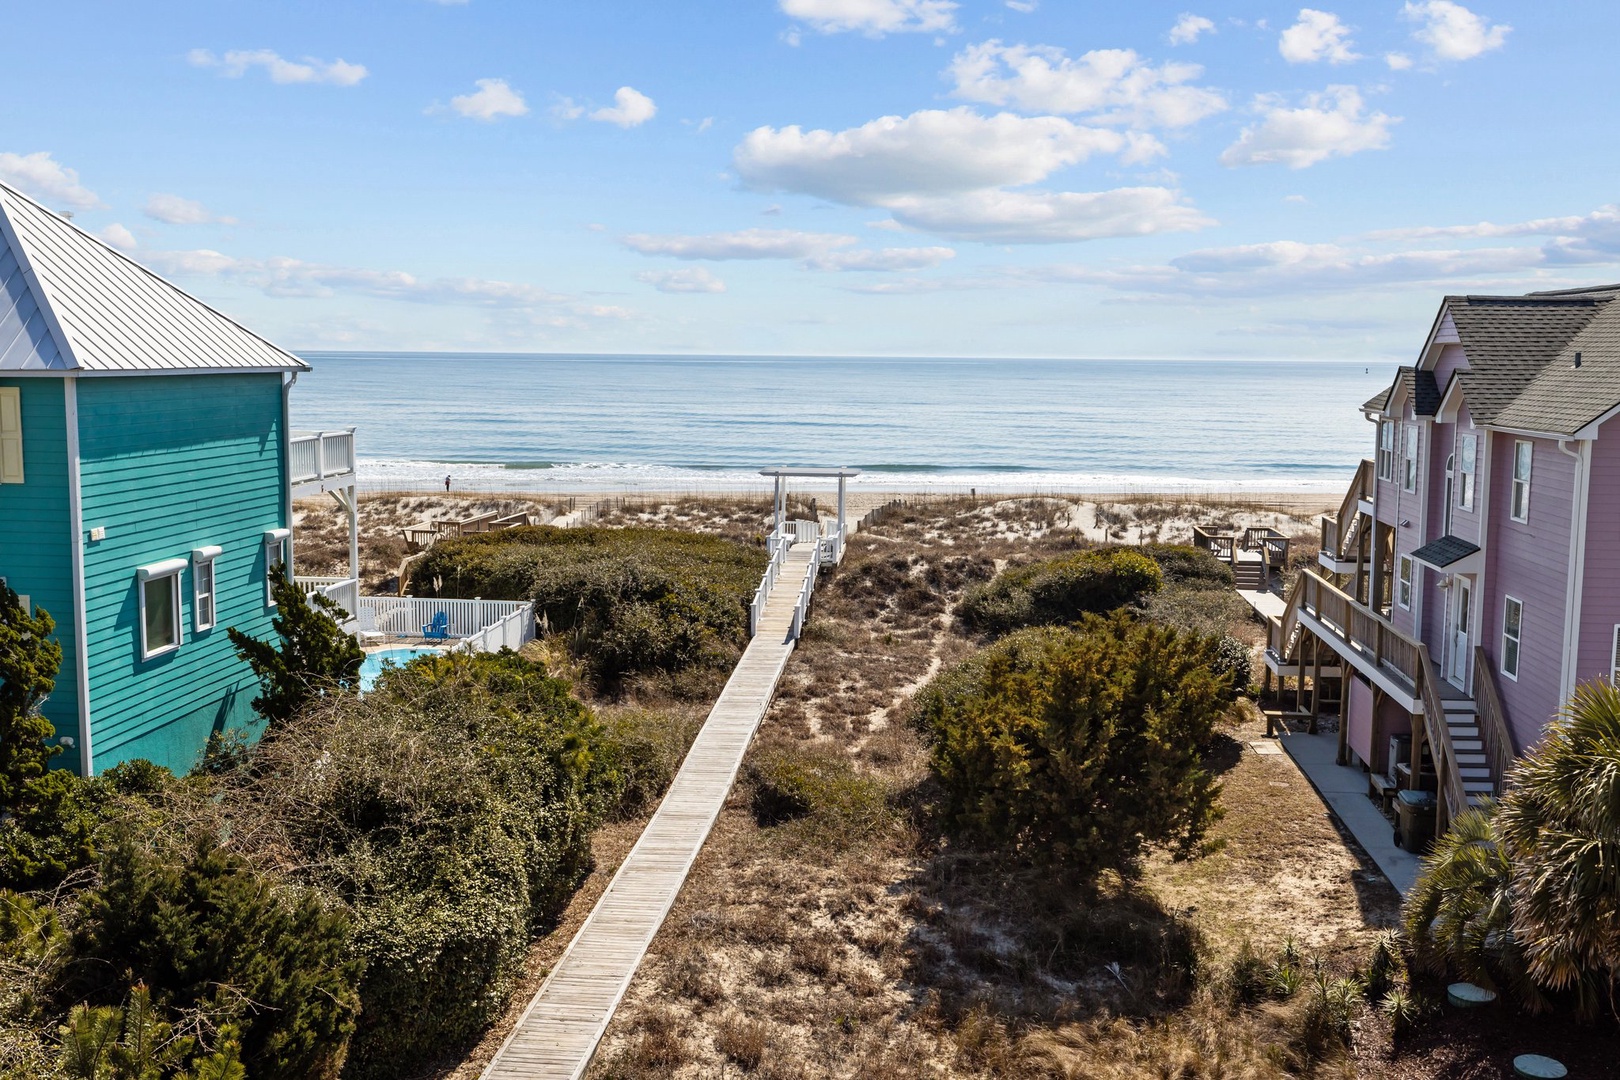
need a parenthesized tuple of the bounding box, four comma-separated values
(481, 543, 818, 1080)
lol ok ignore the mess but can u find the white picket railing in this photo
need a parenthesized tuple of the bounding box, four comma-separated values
(749, 541, 790, 637)
(449, 605, 537, 655)
(357, 595, 532, 644)
(289, 429, 357, 486)
(296, 576, 359, 621)
(791, 547, 820, 640)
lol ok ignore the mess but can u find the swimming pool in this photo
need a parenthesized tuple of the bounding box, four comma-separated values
(359, 647, 443, 691)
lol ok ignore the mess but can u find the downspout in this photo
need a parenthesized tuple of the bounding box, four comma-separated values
(1558, 437, 1591, 706)
(64, 377, 93, 775)
(282, 372, 297, 574)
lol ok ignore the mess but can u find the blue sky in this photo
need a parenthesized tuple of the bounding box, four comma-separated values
(5, 1, 1617, 359)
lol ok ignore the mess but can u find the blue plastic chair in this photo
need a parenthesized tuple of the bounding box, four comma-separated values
(422, 611, 450, 640)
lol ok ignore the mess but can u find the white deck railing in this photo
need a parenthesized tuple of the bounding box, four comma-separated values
(449, 605, 537, 655)
(357, 595, 533, 644)
(290, 429, 356, 486)
(296, 576, 359, 621)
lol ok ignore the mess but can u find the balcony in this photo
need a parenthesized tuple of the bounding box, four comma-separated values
(290, 429, 356, 497)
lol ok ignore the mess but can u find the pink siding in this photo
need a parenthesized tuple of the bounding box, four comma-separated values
(1347, 674, 1374, 766)
(1483, 432, 1575, 749)
(1380, 400, 1427, 638)
(1431, 343, 1469, 394)
(1447, 403, 1482, 547)
(1577, 424, 1620, 693)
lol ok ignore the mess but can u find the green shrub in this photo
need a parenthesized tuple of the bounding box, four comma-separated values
(408, 527, 766, 683)
(240, 650, 614, 1079)
(911, 614, 1231, 873)
(744, 746, 891, 847)
(1139, 544, 1235, 589)
(596, 708, 703, 821)
(69, 838, 361, 1080)
(957, 547, 1163, 637)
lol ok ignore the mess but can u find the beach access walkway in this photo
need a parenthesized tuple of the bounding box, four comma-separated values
(481, 540, 819, 1080)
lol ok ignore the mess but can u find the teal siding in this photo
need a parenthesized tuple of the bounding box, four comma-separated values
(77, 373, 286, 774)
(0, 378, 79, 765)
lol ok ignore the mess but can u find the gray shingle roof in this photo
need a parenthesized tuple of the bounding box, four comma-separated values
(1444, 291, 1612, 425)
(1411, 535, 1481, 568)
(1363, 384, 1392, 412)
(1492, 297, 1620, 435)
(0, 182, 306, 374)
(1363, 367, 1440, 417)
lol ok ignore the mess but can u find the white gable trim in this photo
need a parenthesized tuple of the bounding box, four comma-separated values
(0, 197, 81, 371)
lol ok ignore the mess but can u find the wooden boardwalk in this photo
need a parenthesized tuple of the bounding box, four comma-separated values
(481, 543, 818, 1080)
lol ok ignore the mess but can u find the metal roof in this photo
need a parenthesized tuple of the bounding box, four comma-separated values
(0, 183, 306, 375)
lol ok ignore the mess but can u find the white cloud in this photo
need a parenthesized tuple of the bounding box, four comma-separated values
(187, 48, 367, 86)
(1284, 194, 1309, 204)
(138, 246, 628, 326)
(1220, 87, 1395, 169)
(779, 0, 957, 36)
(1278, 9, 1359, 64)
(947, 41, 1226, 129)
(1005, 0, 1037, 11)
(1365, 206, 1620, 267)
(1168, 14, 1215, 45)
(878, 187, 1212, 243)
(590, 86, 657, 128)
(736, 108, 1152, 205)
(734, 107, 1210, 244)
(99, 223, 137, 251)
(450, 78, 528, 121)
(636, 268, 727, 293)
(623, 228, 855, 260)
(1385, 52, 1413, 70)
(1402, 1, 1509, 61)
(805, 246, 956, 271)
(0, 151, 103, 210)
(550, 96, 585, 121)
(143, 193, 237, 225)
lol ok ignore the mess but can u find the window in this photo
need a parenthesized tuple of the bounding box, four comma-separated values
(1511, 440, 1533, 522)
(192, 546, 221, 632)
(264, 529, 291, 606)
(1402, 425, 1420, 492)
(0, 386, 22, 484)
(137, 559, 186, 660)
(1457, 433, 1477, 511)
(1377, 421, 1397, 482)
(1502, 597, 1523, 681)
(1397, 555, 1413, 609)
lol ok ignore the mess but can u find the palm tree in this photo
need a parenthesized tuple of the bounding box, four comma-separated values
(1494, 680, 1620, 1018)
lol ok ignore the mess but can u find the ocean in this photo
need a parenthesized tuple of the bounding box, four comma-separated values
(291, 353, 1396, 495)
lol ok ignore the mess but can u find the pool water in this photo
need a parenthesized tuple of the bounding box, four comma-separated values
(359, 647, 443, 691)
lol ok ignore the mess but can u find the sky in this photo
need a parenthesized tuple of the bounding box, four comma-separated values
(4, 1, 1618, 360)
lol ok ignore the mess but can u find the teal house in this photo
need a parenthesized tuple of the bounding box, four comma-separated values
(0, 182, 358, 776)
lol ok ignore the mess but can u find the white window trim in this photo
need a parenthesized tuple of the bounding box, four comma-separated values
(1502, 595, 1524, 682)
(192, 545, 222, 632)
(1457, 432, 1477, 511)
(137, 558, 187, 661)
(1611, 624, 1620, 686)
(1397, 555, 1413, 610)
(1402, 425, 1420, 493)
(1511, 440, 1533, 523)
(264, 528, 291, 607)
(1377, 421, 1396, 482)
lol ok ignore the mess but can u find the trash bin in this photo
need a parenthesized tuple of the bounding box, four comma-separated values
(1394, 789, 1437, 853)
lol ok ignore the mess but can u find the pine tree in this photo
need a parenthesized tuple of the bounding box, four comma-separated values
(228, 567, 364, 726)
(0, 581, 63, 807)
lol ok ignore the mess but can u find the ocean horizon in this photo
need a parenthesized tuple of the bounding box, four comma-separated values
(291, 352, 1397, 495)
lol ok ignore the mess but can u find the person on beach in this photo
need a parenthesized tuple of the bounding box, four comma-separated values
(445, 475, 451, 493)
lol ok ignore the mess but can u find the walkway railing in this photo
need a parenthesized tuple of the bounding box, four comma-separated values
(1472, 645, 1520, 788)
(289, 429, 356, 486)
(749, 542, 789, 637)
(790, 548, 819, 640)
(1192, 526, 1235, 561)
(296, 575, 359, 621)
(1295, 569, 1421, 691)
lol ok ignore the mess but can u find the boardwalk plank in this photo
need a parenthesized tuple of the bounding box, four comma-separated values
(481, 545, 818, 1080)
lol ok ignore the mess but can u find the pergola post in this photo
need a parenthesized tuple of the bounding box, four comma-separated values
(836, 475, 847, 559)
(773, 475, 784, 537)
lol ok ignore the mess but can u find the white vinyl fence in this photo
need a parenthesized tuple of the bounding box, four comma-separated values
(356, 595, 535, 654)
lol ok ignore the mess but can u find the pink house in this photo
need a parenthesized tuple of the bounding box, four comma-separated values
(1265, 284, 1620, 831)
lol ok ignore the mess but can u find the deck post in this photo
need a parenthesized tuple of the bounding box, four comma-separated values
(1335, 674, 1350, 765)
(1309, 635, 1322, 735)
(773, 475, 784, 537)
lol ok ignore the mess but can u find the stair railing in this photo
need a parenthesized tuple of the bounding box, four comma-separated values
(1472, 645, 1520, 789)
(1335, 459, 1374, 559)
(1417, 644, 1469, 825)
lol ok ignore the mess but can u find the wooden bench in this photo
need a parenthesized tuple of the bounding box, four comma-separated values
(1368, 772, 1397, 815)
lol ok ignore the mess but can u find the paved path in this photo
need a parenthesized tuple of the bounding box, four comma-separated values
(1278, 729, 1421, 894)
(482, 543, 816, 1080)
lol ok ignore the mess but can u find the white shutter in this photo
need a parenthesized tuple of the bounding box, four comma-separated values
(0, 387, 23, 484)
